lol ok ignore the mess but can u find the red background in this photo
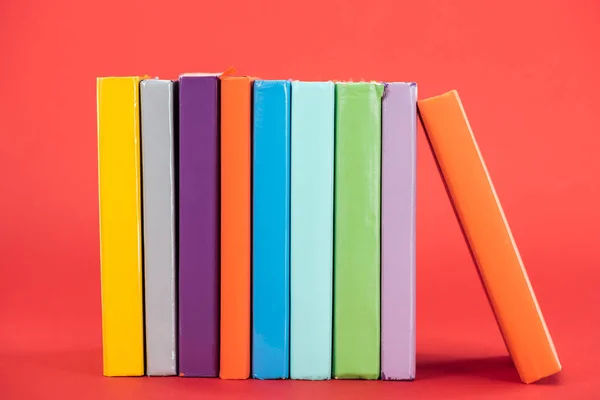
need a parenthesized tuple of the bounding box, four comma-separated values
(1, 0, 599, 398)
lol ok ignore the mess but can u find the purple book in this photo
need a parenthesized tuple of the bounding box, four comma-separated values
(178, 73, 220, 377)
(381, 82, 418, 380)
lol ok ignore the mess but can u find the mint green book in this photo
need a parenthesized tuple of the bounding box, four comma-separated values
(333, 82, 384, 379)
(290, 81, 335, 380)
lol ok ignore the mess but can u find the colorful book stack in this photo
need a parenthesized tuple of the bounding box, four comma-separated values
(97, 71, 561, 384)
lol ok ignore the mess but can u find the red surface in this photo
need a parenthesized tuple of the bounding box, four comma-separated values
(0, 0, 598, 398)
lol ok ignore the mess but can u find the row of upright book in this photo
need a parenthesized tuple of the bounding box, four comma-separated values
(97, 69, 562, 384)
(97, 71, 417, 380)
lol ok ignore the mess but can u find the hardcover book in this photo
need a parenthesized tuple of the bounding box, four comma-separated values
(418, 90, 561, 384)
(333, 82, 384, 379)
(290, 81, 335, 380)
(178, 74, 220, 377)
(381, 82, 418, 381)
(140, 79, 178, 376)
(97, 76, 145, 376)
(220, 75, 253, 379)
(252, 80, 291, 380)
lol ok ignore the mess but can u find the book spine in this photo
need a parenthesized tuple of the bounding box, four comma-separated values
(220, 76, 252, 379)
(252, 80, 291, 379)
(333, 82, 384, 379)
(178, 76, 220, 377)
(418, 90, 561, 384)
(290, 81, 334, 380)
(381, 82, 417, 380)
(140, 79, 178, 376)
(97, 77, 145, 376)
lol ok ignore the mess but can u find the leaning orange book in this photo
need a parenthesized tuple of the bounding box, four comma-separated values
(219, 73, 253, 379)
(418, 90, 561, 384)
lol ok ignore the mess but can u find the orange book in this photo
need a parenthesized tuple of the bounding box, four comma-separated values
(418, 90, 561, 384)
(220, 75, 252, 379)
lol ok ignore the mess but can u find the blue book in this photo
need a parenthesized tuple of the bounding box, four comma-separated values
(252, 80, 291, 379)
(290, 81, 335, 380)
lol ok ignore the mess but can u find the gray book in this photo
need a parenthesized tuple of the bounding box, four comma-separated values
(140, 79, 178, 376)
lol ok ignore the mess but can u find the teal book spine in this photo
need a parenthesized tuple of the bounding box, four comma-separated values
(290, 81, 335, 380)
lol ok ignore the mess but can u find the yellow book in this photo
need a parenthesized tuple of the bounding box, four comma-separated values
(97, 77, 145, 376)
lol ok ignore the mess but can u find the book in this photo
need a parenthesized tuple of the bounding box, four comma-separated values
(381, 82, 418, 380)
(252, 80, 291, 379)
(333, 82, 384, 379)
(140, 79, 178, 376)
(96, 76, 145, 376)
(418, 90, 561, 384)
(178, 74, 220, 377)
(220, 75, 252, 379)
(290, 81, 335, 380)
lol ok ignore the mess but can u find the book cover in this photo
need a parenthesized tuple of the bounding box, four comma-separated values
(252, 80, 291, 380)
(178, 74, 220, 377)
(290, 81, 335, 380)
(333, 82, 384, 379)
(381, 82, 418, 381)
(418, 90, 561, 384)
(220, 75, 252, 379)
(96, 76, 145, 376)
(140, 79, 178, 376)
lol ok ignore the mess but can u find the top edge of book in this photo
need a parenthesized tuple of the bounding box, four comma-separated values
(220, 75, 257, 80)
(291, 80, 334, 85)
(97, 76, 143, 81)
(335, 81, 384, 86)
(140, 78, 175, 83)
(254, 79, 290, 83)
(253, 80, 291, 87)
(291, 80, 333, 82)
(384, 82, 418, 87)
(180, 72, 222, 77)
(417, 89, 457, 104)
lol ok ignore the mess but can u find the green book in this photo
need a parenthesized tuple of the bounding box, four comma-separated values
(333, 82, 384, 379)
